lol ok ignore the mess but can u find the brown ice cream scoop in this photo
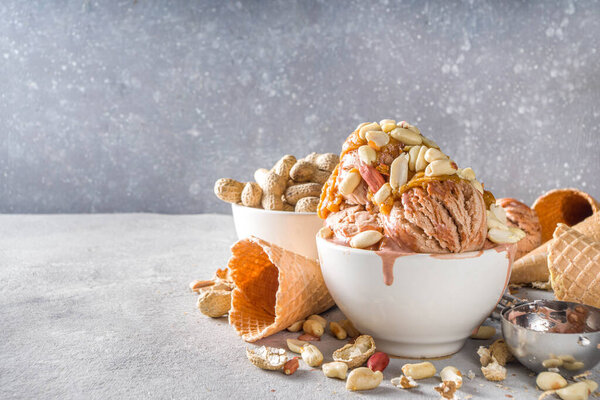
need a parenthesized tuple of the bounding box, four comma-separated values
(497, 198, 542, 259)
(382, 179, 487, 253)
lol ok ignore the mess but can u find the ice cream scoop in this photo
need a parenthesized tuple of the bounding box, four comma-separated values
(318, 119, 524, 253)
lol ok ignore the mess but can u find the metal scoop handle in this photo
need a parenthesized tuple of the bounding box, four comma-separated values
(491, 292, 528, 320)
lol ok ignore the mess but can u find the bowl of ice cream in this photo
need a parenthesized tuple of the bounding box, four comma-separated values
(314, 119, 534, 357)
(231, 203, 323, 260)
(317, 236, 514, 357)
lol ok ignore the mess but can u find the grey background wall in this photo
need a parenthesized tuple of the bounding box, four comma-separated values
(1, 0, 598, 214)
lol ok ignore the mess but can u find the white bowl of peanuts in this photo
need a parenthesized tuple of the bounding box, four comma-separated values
(215, 152, 339, 260)
(316, 236, 514, 358)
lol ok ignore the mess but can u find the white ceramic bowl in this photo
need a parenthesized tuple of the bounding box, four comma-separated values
(317, 236, 513, 358)
(231, 203, 324, 260)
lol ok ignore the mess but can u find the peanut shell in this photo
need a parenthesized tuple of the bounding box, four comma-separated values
(241, 182, 263, 208)
(214, 178, 244, 203)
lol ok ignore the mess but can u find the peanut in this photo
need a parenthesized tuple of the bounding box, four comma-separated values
(488, 227, 522, 244)
(311, 169, 331, 185)
(389, 153, 409, 190)
(358, 122, 381, 140)
(490, 204, 507, 224)
(346, 367, 383, 391)
(295, 196, 319, 213)
(272, 155, 297, 178)
(339, 171, 361, 195)
(390, 127, 422, 145)
(282, 202, 294, 211)
(339, 319, 360, 337)
(563, 361, 585, 371)
(556, 382, 591, 400)
(440, 366, 463, 389)
(241, 182, 263, 208)
(287, 319, 305, 332)
(303, 319, 324, 337)
(424, 148, 448, 162)
(379, 119, 397, 133)
(471, 179, 484, 194)
(350, 230, 383, 249)
(408, 145, 421, 171)
(290, 160, 316, 182)
(303, 152, 319, 164)
(358, 145, 377, 165)
(301, 344, 323, 367)
(537, 371, 568, 391)
(397, 120, 421, 134)
(307, 314, 327, 328)
(298, 333, 321, 341)
(261, 170, 287, 196)
(365, 130, 390, 149)
(322, 361, 348, 380)
(315, 153, 339, 172)
(402, 362, 436, 380)
(458, 167, 476, 181)
(261, 193, 284, 211)
(254, 168, 269, 188)
(470, 325, 496, 340)
(329, 321, 347, 340)
(421, 135, 440, 149)
(415, 145, 428, 172)
(367, 352, 390, 372)
(373, 183, 391, 204)
(214, 178, 244, 203)
(197, 289, 231, 318)
(283, 358, 299, 375)
(284, 182, 322, 205)
(318, 226, 333, 239)
(583, 380, 598, 393)
(425, 159, 458, 177)
(542, 358, 563, 368)
(286, 338, 308, 354)
(435, 381, 458, 400)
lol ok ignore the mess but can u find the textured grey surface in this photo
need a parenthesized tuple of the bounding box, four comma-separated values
(1, 1, 599, 214)
(2, 213, 598, 399)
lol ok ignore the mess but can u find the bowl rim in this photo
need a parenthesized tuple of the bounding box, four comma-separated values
(316, 234, 513, 258)
(231, 202, 317, 216)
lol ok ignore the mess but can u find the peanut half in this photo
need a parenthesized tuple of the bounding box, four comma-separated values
(286, 338, 308, 354)
(536, 371, 568, 391)
(350, 230, 383, 249)
(402, 362, 436, 380)
(301, 344, 323, 367)
(322, 361, 348, 380)
(287, 319, 305, 332)
(346, 367, 383, 391)
(303, 319, 324, 337)
(307, 314, 327, 328)
(329, 321, 347, 340)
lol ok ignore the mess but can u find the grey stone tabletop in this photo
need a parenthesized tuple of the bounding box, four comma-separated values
(1, 214, 597, 399)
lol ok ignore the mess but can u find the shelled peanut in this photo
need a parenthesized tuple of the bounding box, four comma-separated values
(214, 152, 338, 212)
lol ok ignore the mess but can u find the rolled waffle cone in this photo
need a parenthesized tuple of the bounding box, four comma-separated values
(227, 236, 334, 342)
(532, 188, 599, 243)
(510, 212, 600, 284)
(548, 224, 600, 308)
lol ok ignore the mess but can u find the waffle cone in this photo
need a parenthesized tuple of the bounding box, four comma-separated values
(548, 224, 600, 308)
(510, 213, 600, 284)
(227, 236, 334, 342)
(532, 188, 599, 243)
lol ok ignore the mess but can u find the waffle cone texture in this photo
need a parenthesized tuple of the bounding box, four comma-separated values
(510, 189, 599, 284)
(549, 224, 600, 308)
(227, 236, 334, 342)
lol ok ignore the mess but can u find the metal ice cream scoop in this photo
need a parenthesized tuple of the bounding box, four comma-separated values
(496, 293, 600, 376)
